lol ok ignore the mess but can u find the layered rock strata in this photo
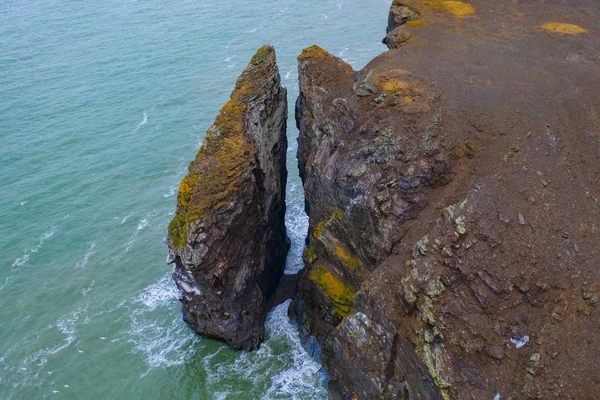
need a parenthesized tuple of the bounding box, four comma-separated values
(291, 1, 600, 398)
(167, 46, 289, 351)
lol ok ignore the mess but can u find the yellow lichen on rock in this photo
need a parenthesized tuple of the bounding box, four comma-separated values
(298, 45, 332, 61)
(304, 246, 317, 264)
(426, 0, 475, 17)
(379, 78, 410, 94)
(541, 22, 589, 35)
(407, 19, 424, 27)
(441, 1, 475, 17)
(312, 209, 345, 239)
(335, 246, 359, 270)
(310, 265, 356, 317)
(167, 47, 277, 251)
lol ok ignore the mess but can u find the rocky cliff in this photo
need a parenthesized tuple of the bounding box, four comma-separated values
(291, 1, 600, 398)
(167, 45, 289, 351)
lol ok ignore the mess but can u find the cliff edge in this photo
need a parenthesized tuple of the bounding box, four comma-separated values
(167, 46, 289, 351)
(292, 1, 600, 398)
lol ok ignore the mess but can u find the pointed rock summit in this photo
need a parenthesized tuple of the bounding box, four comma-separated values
(167, 45, 289, 351)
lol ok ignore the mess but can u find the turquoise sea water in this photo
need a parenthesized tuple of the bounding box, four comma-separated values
(0, 1, 389, 398)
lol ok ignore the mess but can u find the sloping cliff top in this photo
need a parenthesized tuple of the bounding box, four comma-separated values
(292, 1, 600, 398)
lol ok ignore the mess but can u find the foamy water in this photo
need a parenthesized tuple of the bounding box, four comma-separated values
(0, 0, 389, 398)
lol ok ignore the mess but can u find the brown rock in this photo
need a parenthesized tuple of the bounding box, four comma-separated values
(167, 45, 289, 351)
(291, 0, 600, 398)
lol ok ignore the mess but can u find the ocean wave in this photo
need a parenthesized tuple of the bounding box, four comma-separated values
(285, 182, 309, 274)
(22, 307, 84, 370)
(136, 272, 179, 312)
(120, 213, 132, 225)
(264, 301, 327, 399)
(12, 225, 58, 269)
(81, 280, 95, 296)
(224, 54, 237, 70)
(123, 210, 159, 253)
(136, 110, 148, 130)
(76, 242, 96, 269)
(202, 301, 326, 399)
(163, 185, 177, 198)
(126, 273, 197, 371)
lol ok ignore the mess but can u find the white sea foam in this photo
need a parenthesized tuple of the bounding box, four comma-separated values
(22, 308, 84, 372)
(136, 110, 148, 129)
(163, 185, 177, 198)
(339, 45, 350, 57)
(137, 217, 150, 232)
(287, 140, 298, 153)
(285, 182, 309, 274)
(264, 301, 327, 399)
(124, 210, 159, 253)
(12, 225, 58, 268)
(202, 301, 326, 399)
(76, 242, 96, 269)
(136, 273, 179, 312)
(81, 280, 95, 296)
(214, 391, 230, 400)
(224, 54, 237, 70)
(126, 274, 197, 371)
(120, 213, 132, 225)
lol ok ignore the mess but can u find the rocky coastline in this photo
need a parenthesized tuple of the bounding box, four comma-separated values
(168, 1, 600, 398)
(290, 1, 600, 398)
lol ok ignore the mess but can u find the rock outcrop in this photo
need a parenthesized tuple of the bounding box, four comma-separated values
(167, 45, 289, 351)
(292, 1, 600, 398)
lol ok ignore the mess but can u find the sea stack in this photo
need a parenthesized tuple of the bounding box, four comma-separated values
(167, 45, 289, 351)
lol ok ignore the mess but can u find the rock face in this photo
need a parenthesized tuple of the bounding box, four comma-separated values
(382, 0, 420, 48)
(291, 1, 600, 398)
(167, 46, 289, 351)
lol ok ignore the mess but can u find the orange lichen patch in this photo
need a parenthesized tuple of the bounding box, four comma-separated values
(407, 19, 424, 27)
(541, 22, 589, 35)
(298, 45, 332, 61)
(310, 265, 356, 317)
(442, 1, 475, 17)
(335, 246, 359, 270)
(379, 78, 410, 94)
(426, 0, 475, 17)
(298, 44, 356, 87)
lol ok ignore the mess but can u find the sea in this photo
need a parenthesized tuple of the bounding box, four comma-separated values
(0, 1, 389, 398)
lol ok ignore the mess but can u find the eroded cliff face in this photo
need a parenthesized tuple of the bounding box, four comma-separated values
(292, 1, 600, 398)
(167, 46, 289, 351)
